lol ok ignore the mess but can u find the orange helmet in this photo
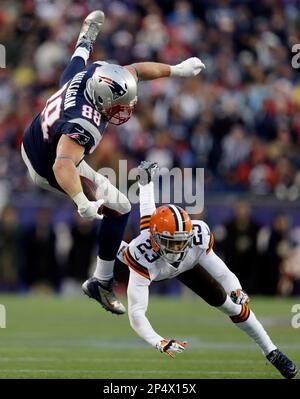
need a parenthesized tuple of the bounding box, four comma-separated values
(150, 205, 193, 264)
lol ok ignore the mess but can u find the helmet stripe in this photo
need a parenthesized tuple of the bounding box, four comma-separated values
(176, 206, 186, 231)
(168, 205, 182, 231)
(166, 205, 179, 231)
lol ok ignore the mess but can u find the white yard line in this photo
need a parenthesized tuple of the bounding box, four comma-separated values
(0, 357, 260, 363)
(0, 369, 277, 376)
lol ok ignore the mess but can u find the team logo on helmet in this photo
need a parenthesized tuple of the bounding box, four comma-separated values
(99, 76, 127, 100)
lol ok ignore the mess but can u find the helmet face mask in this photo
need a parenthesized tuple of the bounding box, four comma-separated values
(101, 102, 137, 125)
(86, 64, 138, 125)
(153, 230, 193, 263)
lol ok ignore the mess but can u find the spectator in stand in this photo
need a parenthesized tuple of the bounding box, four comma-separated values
(0, 206, 22, 289)
(222, 200, 261, 294)
(21, 207, 59, 293)
(259, 214, 291, 296)
(66, 214, 97, 283)
(1, 0, 300, 198)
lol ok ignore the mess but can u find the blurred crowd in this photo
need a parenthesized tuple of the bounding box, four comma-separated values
(0, 0, 300, 295)
(1, 0, 300, 197)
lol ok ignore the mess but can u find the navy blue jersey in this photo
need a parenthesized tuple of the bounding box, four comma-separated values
(22, 63, 108, 188)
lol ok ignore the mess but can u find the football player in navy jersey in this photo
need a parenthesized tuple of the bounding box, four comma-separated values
(21, 10, 205, 315)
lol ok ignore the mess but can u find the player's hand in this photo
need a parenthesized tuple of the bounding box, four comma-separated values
(77, 198, 104, 221)
(137, 161, 159, 185)
(170, 57, 205, 78)
(230, 288, 250, 305)
(73, 192, 104, 221)
(156, 339, 188, 358)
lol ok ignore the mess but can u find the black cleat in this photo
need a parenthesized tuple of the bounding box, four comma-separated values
(266, 349, 298, 379)
(82, 277, 126, 315)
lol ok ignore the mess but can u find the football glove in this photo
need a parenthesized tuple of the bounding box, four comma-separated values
(73, 192, 104, 221)
(170, 57, 205, 78)
(137, 161, 159, 185)
(230, 288, 250, 305)
(156, 339, 188, 358)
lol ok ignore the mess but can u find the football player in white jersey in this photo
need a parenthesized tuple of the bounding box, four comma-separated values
(117, 161, 297, 379)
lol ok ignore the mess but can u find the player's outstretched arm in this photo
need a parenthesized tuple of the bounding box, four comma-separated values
(127, 270, 163, 345)
(125, 57, 205, 81)
(53, 135, 103, 221)
(127, 269, 187, 358)
(136, 161, 159, 231)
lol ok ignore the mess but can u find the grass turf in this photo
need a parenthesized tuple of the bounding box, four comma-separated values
(0, 294, 299, 379)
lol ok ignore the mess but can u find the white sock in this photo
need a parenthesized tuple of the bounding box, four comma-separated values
(237, 311, 277, 356)
(218, 296, 277, 356)
(139, 182, 155, 216)
(71, 46, 90, 64)
(93, 257, 114, 281)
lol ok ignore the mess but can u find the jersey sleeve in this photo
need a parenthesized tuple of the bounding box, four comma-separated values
(60, 119, 99, 154)
(124, 245, 151, 280)
(139, 182, 156, 232)
(203, 222, 214, 255)
(127, 268, 164, 347)
(192, 220, 214, 255)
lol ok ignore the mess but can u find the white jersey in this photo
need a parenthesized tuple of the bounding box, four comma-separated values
(117, 181, 241, 348)
(118, 220, 213, 282)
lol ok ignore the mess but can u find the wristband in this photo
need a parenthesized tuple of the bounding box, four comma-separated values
(72, 191, 88, 207)
(169, 65, 182, 77)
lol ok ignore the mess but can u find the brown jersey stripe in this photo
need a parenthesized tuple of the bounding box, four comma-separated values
(124, 249, 144, 273)
(126, 248, 150, 273)
(140, 216, 151, 231)
(140, 224, 150, 231)
(126, 260, 150, 279)
(206, 232, 215, 255)
(140, 221, 150, 228)
(125, 248, 150, 276)
(124, 249, 150, 279)
(140, 215, 151, 222)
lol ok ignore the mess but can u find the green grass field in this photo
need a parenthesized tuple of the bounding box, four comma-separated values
(0, 294, 299, 379)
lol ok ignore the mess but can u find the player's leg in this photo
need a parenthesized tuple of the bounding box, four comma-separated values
(77, 161, 130, 315)
(177, 263, 226, 307)
(21, 144, 63, 194)
(59, 10, 105, 88)
(177, 265, 297, 379)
